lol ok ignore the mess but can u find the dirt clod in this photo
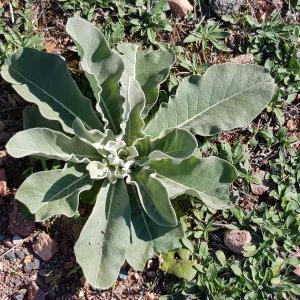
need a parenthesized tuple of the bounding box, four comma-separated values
(32, 232, 58, 261)
(168, 0, 193, 17)
(224, 229, 252, 254)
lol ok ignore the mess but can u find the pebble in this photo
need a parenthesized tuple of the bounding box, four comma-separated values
(24, 259, 40, 273)
(12, 290, 26, 300)
(32, 232, 58, 261)
(224, 229, 252, 254)
(118, 273, 128, 280)
(5, 251, 16, 261)
(31, 258, 40, 270)
(78, 290, 85, 298)
(24, 264, 33, 273)
(12, 235, 24, 245)
(169, 0, 193, 17)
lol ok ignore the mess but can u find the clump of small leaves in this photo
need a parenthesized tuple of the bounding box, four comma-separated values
(183, 20, 230, 53)
(1, 18, 275, 288)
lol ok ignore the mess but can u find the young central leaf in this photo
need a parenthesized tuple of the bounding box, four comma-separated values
(2, 17, 275, 290)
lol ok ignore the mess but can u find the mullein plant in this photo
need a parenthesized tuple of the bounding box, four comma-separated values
(1, 18, 275, 288)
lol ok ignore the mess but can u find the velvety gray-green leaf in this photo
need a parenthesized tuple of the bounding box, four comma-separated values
(145, 64, 275, 137)
(15, 168, 93, 221)
(123, 77, 145, 145)
(74, 180, 131, 289)
(126, 184, 184, 270)
(136, 128, 197, 163)
(1, 48, 103, 134)
(130, 168, 177, 227)
(117, 43, 175, 115)
(23, 106, 64, 132)
(66, 18, 124, 134)
(6, 128, 100, 163)
(161, 249, 197, 281)
(72, 118, 106, 150)
(150, 156, 238, 209)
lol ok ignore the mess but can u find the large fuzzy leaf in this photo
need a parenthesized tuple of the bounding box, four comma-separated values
(6, 128, 100, 163)
(145, 64, 275, 137)
(136, 128, 197, 164)
(130, 168, 177, 227)
(150, 156, 238, 209)
(23, 106, 64, 132)
(117, 43, 175, 115)
(1, 48, 103, 134)
(161, 249, 197, 281)
(126, 184, 184, 270)
(15, 167, 93, 221)
(72, 118, 106, 150)
(74, 180, 131, 289)
(66, 18, 124, 134)
(122, 77, 146, 146)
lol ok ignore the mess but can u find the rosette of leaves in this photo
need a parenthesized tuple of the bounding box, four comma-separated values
(1, 18, 275, 288)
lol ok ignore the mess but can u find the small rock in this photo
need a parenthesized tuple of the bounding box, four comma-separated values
(224, 229, 252, 254)
(78, 290, 85, 298)
(27, 281, 45, 300)
(3, 239, 13, 248)
(24, 264, 33, 273)
(250, 169, 269, 196)
(147, 259, 154, 269)
(23, 248, 31, 256)
(32, 232, 58, 261)
(293, 266, 300, 277)
(15, 250, 25, 260)
(12, 235, 24, 245)
(169, 0, 193, 17)
(12, 290, 26, 300)
(31, 258, 40, 270)
(118, 273, 128, 280)
(250, 183, 269, 195)
(287, 119, 297, 131)
(0, 168, 9, 197)
(229, 54, 254, 64)
(5, 251, 16, 261)
(9, 201, 35, 237)
(208, 0, 243, 16)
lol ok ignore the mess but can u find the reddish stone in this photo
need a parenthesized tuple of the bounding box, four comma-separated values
(224, 230, 252, 254)
(169, 0, 193, 17)
(32, 232, 58, 261)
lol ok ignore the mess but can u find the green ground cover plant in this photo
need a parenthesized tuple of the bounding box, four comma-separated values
(1, 17, 276, 289)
